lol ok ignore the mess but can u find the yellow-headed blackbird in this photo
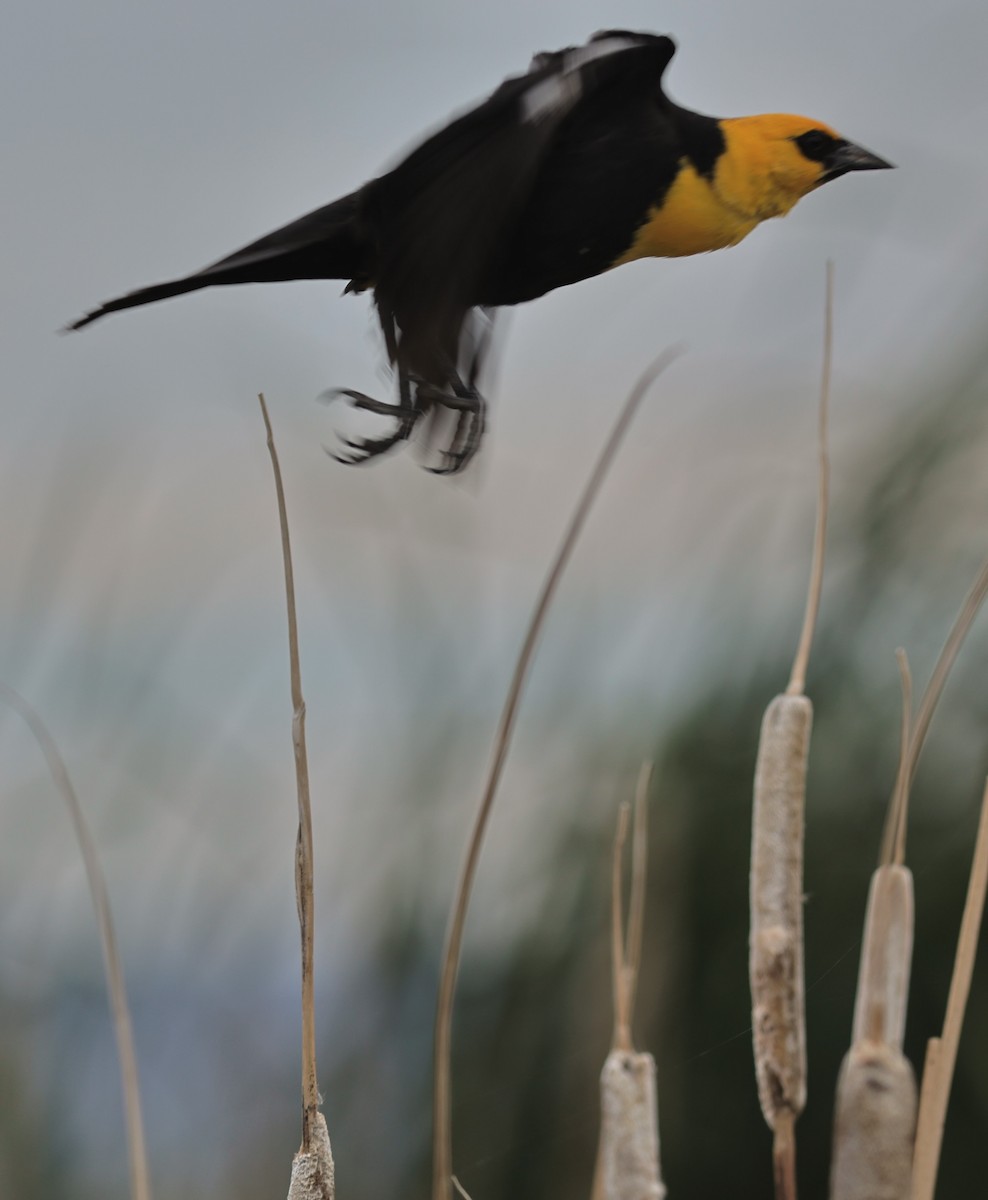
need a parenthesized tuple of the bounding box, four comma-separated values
(69, 30, 891, 472)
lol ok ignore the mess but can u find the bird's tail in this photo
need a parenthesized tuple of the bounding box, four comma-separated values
(67, 191, 369, 331)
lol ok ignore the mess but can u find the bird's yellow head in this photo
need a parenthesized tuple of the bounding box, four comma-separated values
(714, 114, 893, 222)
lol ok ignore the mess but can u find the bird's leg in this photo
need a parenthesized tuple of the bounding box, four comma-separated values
(328, 309, 425, 465)
(465, 307, 496, 391)
(422, 373, 487, 475)
(330, 308, 492, 470)
(425, 311, 494, 473)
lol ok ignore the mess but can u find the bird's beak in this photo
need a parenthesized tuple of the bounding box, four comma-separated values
(821, 140, 895, 183)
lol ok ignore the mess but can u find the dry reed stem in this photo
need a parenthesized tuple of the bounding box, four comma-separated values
(611, 802, 633, 1051)
(624, 762, 651, 1028)
(880, 650, 913, 867)
(750, 265, 833, 1199)
(831, 663, 917, 1199)
(610, 763, 652, 1052)
(878, 554, 988, 866)
(431, 350, 682, 1200)
(0, 683, 151, 1200)
(852, 553, 988, 1197)
(911, 781, 988, 1200)
(750, 693, 811, 1195)
(829, 1042, 917, 1200)
(905, 555, 988, 791)
(773, 1109, 797, 1200)
(259, 396, 327, 1179)
(786, 259, 833, 698)
(597, 766, 664, 1200)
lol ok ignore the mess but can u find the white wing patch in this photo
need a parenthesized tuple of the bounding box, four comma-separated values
(520, 35, 637, 125)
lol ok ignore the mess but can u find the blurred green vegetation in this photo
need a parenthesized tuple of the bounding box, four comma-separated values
(2, 336, 988, 1200)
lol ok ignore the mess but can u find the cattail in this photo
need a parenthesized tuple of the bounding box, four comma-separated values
(750, 694, 811, 1143)
(829, 654, 916, 1200)
(851, 866, 914, 1050)
(828, 862, 917, 1200)
(829, 1042, 916, 1200)
(828, 868, 917, 1200)
(599, 1050, 665, 1200)
(832, 553, 988, 1199)
(749, 264, 833, 1200)
(261, 397, 334, 1200)
(287, 1113, 336, 1200)
(912, 782, 988, 1200)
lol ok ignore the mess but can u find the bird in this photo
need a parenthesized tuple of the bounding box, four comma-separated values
(68, 30, 892, 473)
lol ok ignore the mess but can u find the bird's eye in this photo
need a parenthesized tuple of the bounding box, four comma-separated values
(794, 129, 836, 162)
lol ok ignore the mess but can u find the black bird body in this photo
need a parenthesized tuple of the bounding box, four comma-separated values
(69, 31, 891, 471)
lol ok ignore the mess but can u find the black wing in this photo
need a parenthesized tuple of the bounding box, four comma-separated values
(361, 31, 677, 378)
(68, 31, 677, 346)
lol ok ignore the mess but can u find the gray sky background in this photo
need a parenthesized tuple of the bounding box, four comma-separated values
(2, 0, 987, 1054)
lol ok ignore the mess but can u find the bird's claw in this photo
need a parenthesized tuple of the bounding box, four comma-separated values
(322, 387, 414, 419)
(425, 387, 487, 475)
(323, 375, 486, 472)
(328, 427, 413, 466)
(322, 385, 421, 464)
(426, 412, 486, 475)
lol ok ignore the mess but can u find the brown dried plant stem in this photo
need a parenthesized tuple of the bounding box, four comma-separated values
(259, 396, 334, 1200)
(875, 555, 988, 868)
(832, 546, 988, 1199)
(911, 782, 988, 1200)
(829, 652, 917, 1200)
(750, 265, 833, 1200)
(610, 763, 652, 1055)
(596, 764, 665, 1200)
(829, 863, 917, 1200)
(432, 351, 681, 1200)
(787, 259, 832, 699)
(881, 650, 913, 869)
(906, 556, 988, 787)
(0, 684, 151, 1200)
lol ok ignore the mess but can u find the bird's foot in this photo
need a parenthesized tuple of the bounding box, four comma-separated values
(322, 377, 487, 472)
(417, 381, 487, 475)
(323, 387, 421, 465)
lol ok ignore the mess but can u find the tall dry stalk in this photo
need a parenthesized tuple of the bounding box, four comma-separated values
(829, 654, 917, 1200)
(749, 264, 833, 1200)
(832, 545, 988, 1197)
(594, 764, 665, 1200)
(432, 350, 682, 1200)
(911, 782, 988, 1198)
(259, 395, 334, 1200)
(0, 684, 151, 1200)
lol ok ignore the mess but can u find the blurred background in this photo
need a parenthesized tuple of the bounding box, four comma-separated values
(2, 2, 987, 1198)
